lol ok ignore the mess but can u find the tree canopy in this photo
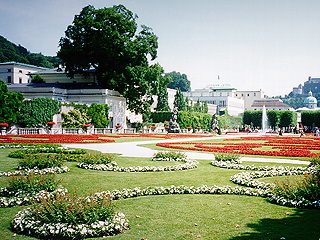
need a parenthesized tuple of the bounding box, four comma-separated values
(165, 71, 191, 92)
(0, 80, 24, 124)
(58, 4, 163, 114)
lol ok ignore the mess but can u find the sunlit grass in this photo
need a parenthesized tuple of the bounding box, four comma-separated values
(0, 145, 319, 239)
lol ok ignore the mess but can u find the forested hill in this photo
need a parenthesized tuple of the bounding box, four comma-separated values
(0, 35, 61, 68)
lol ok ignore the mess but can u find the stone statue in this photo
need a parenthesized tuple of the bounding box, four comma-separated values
(211, 114, 219, 133)
(168, 107, 181, 133)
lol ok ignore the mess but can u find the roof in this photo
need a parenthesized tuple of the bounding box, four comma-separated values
(0, 62, 49, 70)
(27, 82, 103, 89)
(29, 67, 96, 75)
(251, 99, 292, 108)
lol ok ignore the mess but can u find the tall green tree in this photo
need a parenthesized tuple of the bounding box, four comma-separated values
(58, 5, 161, 114)
(155, 75, 171, 111)
(173, 89, 186, 111)
(20, 98, 61, 127)
(0, 80, 24, 124)
(165, 71, 191, 91)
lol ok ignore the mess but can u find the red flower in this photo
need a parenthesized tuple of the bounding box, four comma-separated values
(0, 123, 9, 127)
(82, 124, 91, 127)
(46, 121, 56, 125)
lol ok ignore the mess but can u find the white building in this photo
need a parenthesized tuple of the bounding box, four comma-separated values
(183, 85, 244, 116)
(234, 90, 265, 110)
(0, 62, 47, 84)
(7, 64, 134, 128)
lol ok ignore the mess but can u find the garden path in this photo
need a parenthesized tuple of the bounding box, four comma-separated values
(65, 133, 310, 165)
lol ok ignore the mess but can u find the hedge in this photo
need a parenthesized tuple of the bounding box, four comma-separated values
(243, 110, 297, 128)
(301, 111, 320, 128)
(150, 111, 212, 130)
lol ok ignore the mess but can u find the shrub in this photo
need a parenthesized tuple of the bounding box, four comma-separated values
(153, 151, 187, 161)
(214, 152, 241, 164)
(310, 156, 320, 167)
(272, 172, 320, 202)
(18, 153, 64, 170)
(80, 153, 115, 165)
(9, 148, 86, 159)
(5, 174, 59, 194)
(29, 193, 114, 225)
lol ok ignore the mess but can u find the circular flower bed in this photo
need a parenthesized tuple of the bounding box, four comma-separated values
(11, 209, 128, 239)
(0, 187, 68, 208)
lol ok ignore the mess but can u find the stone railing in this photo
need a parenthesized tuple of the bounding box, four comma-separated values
(5, 127, 136, 135)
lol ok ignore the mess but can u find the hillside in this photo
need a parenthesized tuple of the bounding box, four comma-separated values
(0, 35, 61, 68)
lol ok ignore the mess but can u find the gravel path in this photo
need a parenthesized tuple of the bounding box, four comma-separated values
(65, 134, 310, 165)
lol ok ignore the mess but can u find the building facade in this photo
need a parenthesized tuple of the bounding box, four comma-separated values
(183, 85, 245, 116)
(0, 62, 47, 84)
(234, 90, 264, 110)
(7, 64, 130, 128)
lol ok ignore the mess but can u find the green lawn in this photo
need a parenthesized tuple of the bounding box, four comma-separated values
(0, 145, 319, 240)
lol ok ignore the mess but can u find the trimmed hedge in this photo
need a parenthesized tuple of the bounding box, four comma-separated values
(150, 111, 212, 130)
(301, 111, 320, 128)
(243, 110, 297, 128)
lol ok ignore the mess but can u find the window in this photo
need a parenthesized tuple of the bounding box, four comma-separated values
(247, 93, 250, 96)
(241, 94, 244, 96)
(19, 70, 23, 73)
(219, 93, 222, 96)
(236, 94, 238, 96)
(7, 69, 11, 72)
(7, 76, 12, 83)
(254, 93, 256, 97)
(19, 77, 22, 83)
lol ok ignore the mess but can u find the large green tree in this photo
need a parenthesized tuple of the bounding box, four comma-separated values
(0, 80, 24, 124)
(165, 71, 191, 92)
(58, 5, 161, 114)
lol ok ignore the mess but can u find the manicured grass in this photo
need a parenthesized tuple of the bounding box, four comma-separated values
(0, 146, 319, 239)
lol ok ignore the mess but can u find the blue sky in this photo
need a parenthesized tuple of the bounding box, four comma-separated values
(1, 0, 320, 96)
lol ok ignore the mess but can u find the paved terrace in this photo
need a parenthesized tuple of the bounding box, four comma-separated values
(65, 133, 310, 165)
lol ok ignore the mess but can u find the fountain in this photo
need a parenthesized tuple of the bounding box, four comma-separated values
(261, 105, 268, 134)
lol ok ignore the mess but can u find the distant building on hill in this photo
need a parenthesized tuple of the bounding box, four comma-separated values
(291, 76, 320, 96)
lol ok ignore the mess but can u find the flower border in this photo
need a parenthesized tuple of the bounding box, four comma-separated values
(0, 166, 70, 177)
(77, 158, 199, 172)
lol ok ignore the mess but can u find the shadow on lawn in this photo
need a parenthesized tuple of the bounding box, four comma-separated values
(230, 208, 320, 240)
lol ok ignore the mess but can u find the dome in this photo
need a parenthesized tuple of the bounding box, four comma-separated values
(304, 91, 317, 104)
